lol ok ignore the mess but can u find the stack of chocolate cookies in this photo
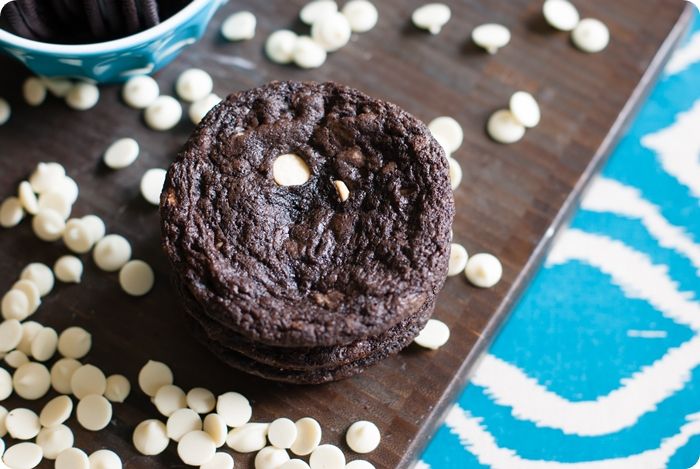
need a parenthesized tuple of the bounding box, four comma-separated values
(161, 81, 454, 384)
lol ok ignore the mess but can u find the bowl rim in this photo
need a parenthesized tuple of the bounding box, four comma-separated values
(0, 0, 217, 56)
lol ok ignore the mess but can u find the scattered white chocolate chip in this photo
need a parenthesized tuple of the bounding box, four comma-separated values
(0, 368, 11, 400)
(187, 387, 216, 414)
(217, 391, 252, 427)
(0, 97, 10, 125)
(429, 116, 463, 154)
(56, 447, 89, 469)
(1, 290, 29, 321)
(201, 452, 235, 469)
(293, 36, 328, 69)
(104, 137, 140, 169)
(12, 280, 40, 314)
(30, 326, 58, 361)
(509, 91, 541, 128)
(447, 157, 462, 191)
(37, 190, 72, 220)
(139, 360, 173, 397)
(93, 234, 132, 272)
(88, 449, 122, 469)
(140, 168, 167, 205)
(104, 374, 131, 403)
(300, 0, 338, 25)
(222, 11, 257, 41)
(62, 219, 93, 254)
(290, 417, 322, 456)
(178, 430, 216, 466)
(70, 364, 107, 399)
(3, 442, 43, 469)
(189, 94, 222, 125)
(269, 418, 298, 449)
(23, 77, 47, 106)
(32, 208, 65, 241)
(487, 110, 526, 144)
(57, 326, 92, 359)
(0, 319, 23, 352)
(412, 3, 451, 35)
(0, 405, 7, 436)
(203, 413, 227, 448)
(53, 255, 83, 284)
(56, 176, 79, 205)
(144, 95, 183, 131)
(29, 162, 65, 194)
(341, 0, 378, 32)
(20, 263, 54, 297)
(310, 444, 345, 469)
(167, 408, 202, 442)
(50, 358, 81, 395)
(6, 408, 40, 440)
(226, 423, 269, 453)
(346, 421, 380, 454)
(17, 181, 38, 215)
(572, 18, 610, 53)
(447, 242, 469, 277)
(36, 424, 73, 459)
(256, 446, 291, 469)
(465, 252, 503, 288)
(280, 460, 312, 469)
(119, 260, 155, 296)
(273, 154, 311, 186)
(0, 197, 24, 228)
(345, 461, 375, 469)
(77, 394, 112, 431)
(41, 77, 73, 98)
(133, 419, 169, 456)
(334, 180, 350, 202)
(39, 395, 73, 428)
(17, 321, 42, 354)
(81, 214, 106, 243)
(543, 0, 580, 31)
(176, 69, 214, 103)
(122, 75, 160, 109)
(472, 23, 511, 54)
(266, 30, 299, 64)
(5, 350, 29, 368)
(65, 82, 100, 110)
(153, 384, 186, 417)
(414, 319, 450, 350)
(311, 12, 352, 52)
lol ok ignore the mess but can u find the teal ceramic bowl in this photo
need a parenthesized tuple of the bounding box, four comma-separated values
(0, 0, 226, 83)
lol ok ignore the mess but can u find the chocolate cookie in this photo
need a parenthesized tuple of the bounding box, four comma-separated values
(161, 81, 454, 349)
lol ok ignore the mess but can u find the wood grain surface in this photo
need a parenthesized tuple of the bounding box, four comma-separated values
(0, 1, 691, 467)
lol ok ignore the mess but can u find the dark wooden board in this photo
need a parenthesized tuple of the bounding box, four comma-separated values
(0, 1, 691, 467)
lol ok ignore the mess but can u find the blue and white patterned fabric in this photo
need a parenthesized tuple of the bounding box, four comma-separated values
(420, 12, 700, 469)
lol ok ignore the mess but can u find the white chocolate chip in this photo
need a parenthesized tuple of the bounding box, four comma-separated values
(0, 97, 10, 125)
(53, 255, 83, 283)
(0, 405, 7, 437)
(187, 387, 216, 413)
(309, 444, 345, 469)
(3, 442, 43, 469)
(509, 91, 541, 128)
(447, 157, 462, 191)
(269, 418, 297, 449)
(119, 260, 155, 296)
(153, 384, 186, 417)
(145, 95, 183, 131)
(65, 82, 100, 110)
(104, 138, 140, 169)
(341, 0, 378, 33)
(412, 3, 451, 35)
(201, 452, 235, 469)
(20, 264, 53, 297)
(38, 190, 72, 220)
(222, 11, 257, 41)
(226, 423, 269, 453)
(12, 280, 40, 314)
(334, 180, 350, 202)
(189, 94, 222, 125)
(414, 319, 450, 350)
(345, 421, 380, 454)
(280, 460, 311, 469)
(133, 419, 169, 456)
(203, 413, 227, 448)
(256, 446, 290, 469)
(70, 364, 107, 399)
(447, 243, 468, 276)
(572, 18, 610, 53)
(266, 30, 299, 64)
(465, 252, 503, 288)
(273, 154, 311, 186)
(0, 368, 11, 400)
(472, 23, 511, 54)
(0, 197, 24, 228)
(39, 395, 73, 428)
(122, 75, 160, 109)
(29, 162, 65, 194)
(429, 116, 463, 154)
(138, 360, 173, 397)
(77, 394, 112, 431)
(30, 326, 58, 361)
(81, 215, 106, 243)
(290, 417, 322, 456)
(345, 461, 375, 469)
(487, 109, 526, 144)
(63, 219, 94, 253)
(36, 424, 73, 459)
(217, 391, 252, 427)
(167, 408, 202, 442)
(300, 1, 338, 25)
(293, 36, 328, 69)
(32, 208, 65, 241)
(56, 447, 89, 469)
(104, 374, 131, 403)
(57, 326, 92, 359)
(56, 176, 79, 205)
(311, 12, 352, 52)
(0, 319, 23, 352)
(6, 408, 40, 440)
(93, 234, 132, 272)
(50, 358, 81, 395)
(41, 77, 73, 98)
(17, 321, 42, 355)
(178, 430, 216, 466)
(176, 69, 213, 103)
(140, 168, 167, 205)
(88, 449, 122, 469)
(18, 181, 38, 215)
(23, 77, 47, 106)
(5, 350, 29, 368)
(543, 0, 580, 31)
(1, 290, 29, 320)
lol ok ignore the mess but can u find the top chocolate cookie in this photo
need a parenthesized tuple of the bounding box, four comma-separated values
(161, 81, 454, 347)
